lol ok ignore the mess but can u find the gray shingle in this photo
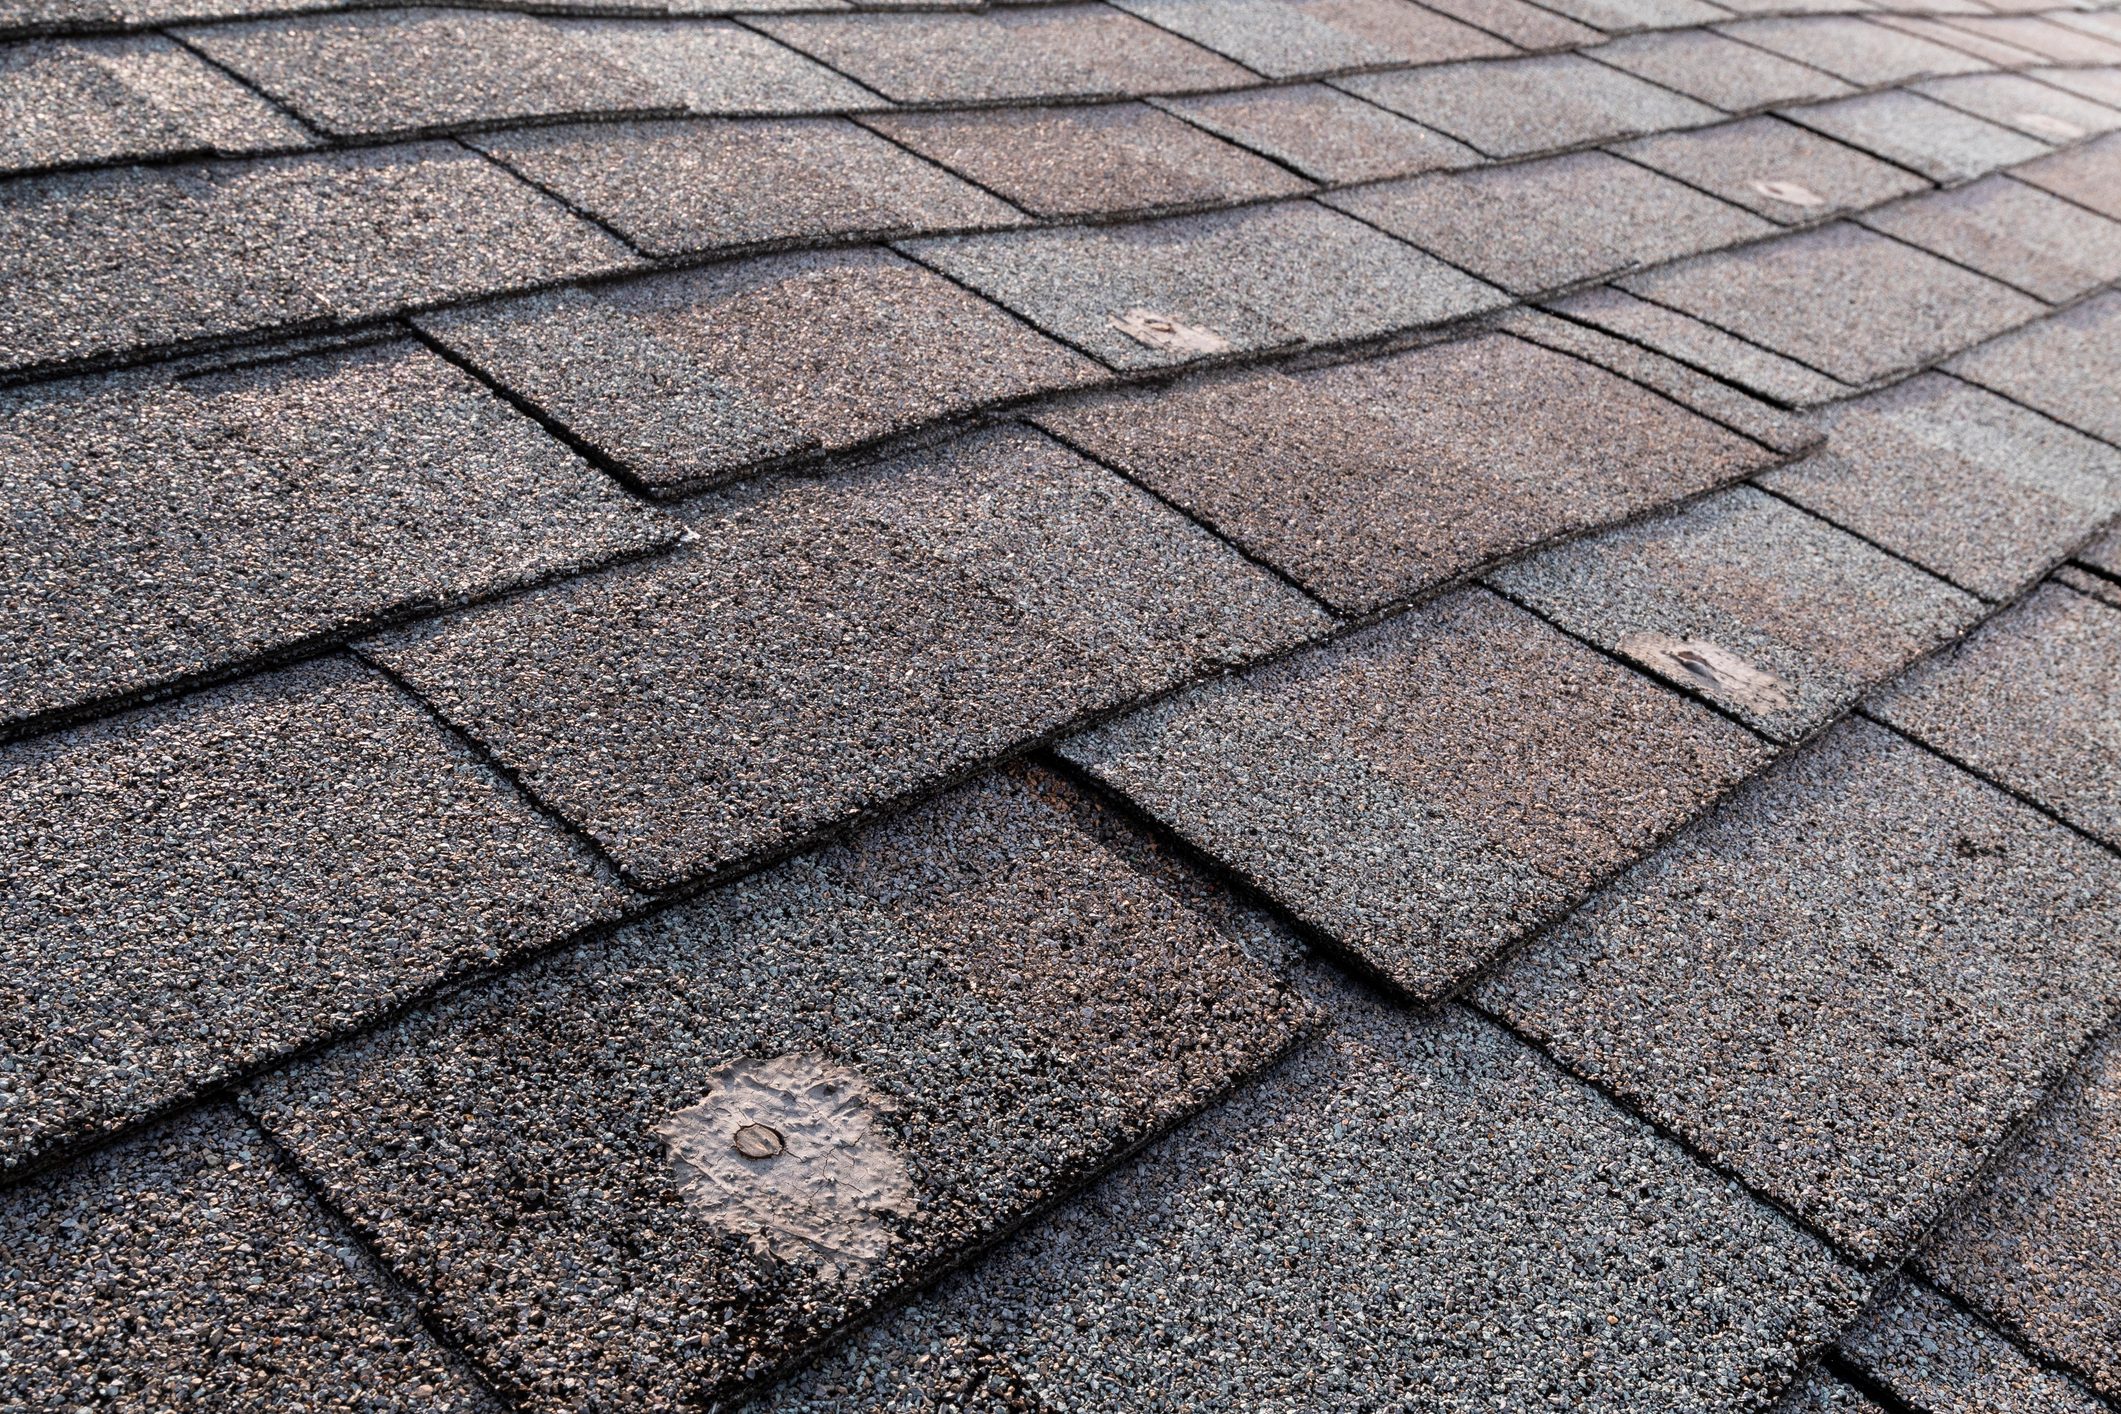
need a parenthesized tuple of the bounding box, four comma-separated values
(1617, 116, 1932, 225)
(904, 201, 1504, 372)
(366, 426, 1327, 889)
(2034, 66, 2121, 116)
(1778, 1371, 1891, 1414)
(1035, 331, 1775, 613)
(0, 339, 678, 734)
(0, 142, 635, 378)
(1761, 373, 2121, 600)
(1105, 0, 1509, 79)
(1532, 0, 1726, 33)
(1487, 486, 1982, 741)
(1949, 293, 2121, 446)
(1326, 149, 1771, 295)
(1915, 71, 2121, 142)
(1621, 223, 2042, 388)
(0, 657, 635, 1177)
(1419, 0, 1600, 49)
(1859, 177, 2121, 303)
(864, 102, 1310, 220)
(1061, 587, 1768, 999)
(1840, 1277, 2109, 1414)
(1718, 17, 1992, 85)
(1154, 82, 1478, 183)
(753, 6, 1253, 104)
(1589, 29, 1854, 112)
(1872, 582, 2121, 849)
(1933, 15, 2121, 67)
(1550, 285, 1855, 407)
(2082, 525, 2121, 577)
(2011, 129, 2121, 221)
(0, 34, 307, 176)
(1478, 719, 2121, 1263)
(1917, 1025, 2121, 1402)
(473, 118, 1021, 258)
(0, 1106, 498, 1412)
(1339, 52, 1719, 158)
(1867, 12, 2048, 68)
(244, 765, 1312, 1410)
(418, 249, 1100, 494)
(551, 19, 882, 116)
(759, 1000, 1868, 1414)
(1781, 91, 2051, 185)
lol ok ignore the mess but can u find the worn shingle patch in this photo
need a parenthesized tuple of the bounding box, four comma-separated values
(1154, 82, 1478, 183)
(1949, 293, 2121, 446)
(2010, 129, 2121, 220)
(0, 1106, 496, 1412)
(473, 118, 1021, 258)
(1618, 116, 1932, 225)
(906, 201, 1504, 372)
(1762, 374, 2121, 600)
(1917, 1025, 2121, 1401)
(419, 249, 1099, 493)
(1550, 285, 1854, 407)
(245, 766, 1311, 1410)
(367, 427, 1326, 888)
(1061, 587, 1768, 999)
(1488, 486, 1982, 741)
(551, 19, 881, 115)
(0, 34, 307, 175)
(1781, 91, 2051, 186)
(0, 658, 635, 1177)
(1840, 1277, 2109, 1414)
(1872, 583, 2121, 849)
(865, 102, 1310, 220)
(0, 142, 635, 377)
(1478, 719, 2121, 1263)
(1621, 223, 2042, 388)
(1916, 72, 2121, 142)
(1337, 52, 1718, 158)
(1327, 149, 1771, 295)
(1106, 0, 1509, 79)
(0, 339, 678, 733)
(1860, 177, 2121, 304)
(1588, 29, 1853, 112)
(1036, 331, 1774, 612)
(1719, 17, 1991, 86)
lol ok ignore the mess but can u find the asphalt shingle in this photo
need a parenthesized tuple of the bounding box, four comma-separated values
(905, 201, 1505, 372)
(0, 141, 635, 378)
(1719, 16, 1992, 86)
(2035, 66, 2121, 116)
(1840, 1277, 2109, 1414)
(549, 19, 882, 115)
(366, 426, 1327, 889)
(1105, 0, 1510, 79)
(0, 34, 307, 176)
(472, 118, 1021, 259)
(1915, 71, 2121, 142)
(0, 1106, 497, 1412)
(1935, 15, 2121, 68)
(1061, 587, 1769, 999)
(2082, 525, 2121, 577)
(1034, 331, 1775, 612)
(1336, 51, 1719, 158)
(1420, 0, 1599, 48)
(1478, 718, 2121, 1262)
(1487, 486, 1983, 741)
(1949, 293, 2121, 446)
(418, 249, 1100, 494)
(1859, 177, 2121, 303)
(245, 765, 1312, 1410)
(1617, 116, 1932, 225)
(0, 339, 678, 734)
(1550, 285, 1855, 407)
(1153, 82, 1479, 183)
(1326, 149, 1771, 295)
(1620, 223, 2043, 388)
(1778, 1371, 1891, 1414)
(1782, 91, 2052, 186)
(863, 102, 1310, 220)
(2059, 563, 2121, 610)
(0, 657, 635, 1178)
(1587, 29, 1854, 112)
(1534, 0, 1728, 31)
(2010, 130, 2121, 220)
(1917, 1025, 2121, 1402)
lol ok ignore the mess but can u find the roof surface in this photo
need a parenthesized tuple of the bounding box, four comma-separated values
(0, 0, 2118, 1409)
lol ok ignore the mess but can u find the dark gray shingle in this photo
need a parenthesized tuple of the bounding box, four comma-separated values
(1550, 285, 1854, 406)
(1840, 1277, 2109, 1414)
(1154, 82, 1478, 183)
(1106, 0, 1510, 79)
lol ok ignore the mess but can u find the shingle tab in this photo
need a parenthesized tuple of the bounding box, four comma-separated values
(366, 427, 1327, 888)
(1840, 1277, 2109, 1414)
(1061, 587, 1768, 999)
(1154, 82, 1479, 182)
(1860, 177, 2121, 303)
(1106, 0, 1510, 79)
(1917, 1025, 2121, 1402)
(0, 142, 635, 378)
(864, 102, 1310, 220)
(1779, 1371, 1892, 1414)
(1621, 223, 2042, 387)
(1337, 52, 1719, 158)
(1326, 149, 1771, 295)
(0, 1106, 497, 1412)
(1618, 116, 1932, 225)
(759, 1001, 1868, 1414)
(0, 658, 635, 1177)
(1035, 331, 1775, 612)
(1935, 15, 2121, 67)
(550, 19, 882, 115)
(1871, 583, 2121, 849)
(1588, 29, 1854, 112)
(1551, 285, 1855, 406)
(0, 339, 677, 734)
(0, 35, 308, 176)
(2034, 66, 2121, 116)
(2011, 130, 2121, 220)
(754, 6, 1253, 105)
(245, 766, 1312, 1410)
(1866, 13, 2046, 70)
(1782, 91, 2051, 185)
(1478, 719, 2121, 1262)
(1949, 293, 2121, 446)
(905, 201, 1504, 372)
(473, 118, 1021, 258)
(1915, 71, 2121, 142)
(2082, 525, 2121, 578)
(1488, 486, 1982, 741)
(418, 249, 1100, 494)
(1719, 16, 1992, 85)
(1420, 0, 1600, 49)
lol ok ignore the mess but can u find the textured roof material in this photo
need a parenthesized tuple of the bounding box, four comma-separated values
(1951, 290, 2121, 444)
(1337, 51, 1719, 157)
(2011, 129, 2121, 218)
(1719, 16, 1993, 85)
(1858, 177, 2121, 303)
(1588, 28, 1855, 111)
(1107, 0, 1511, 78)
(1553, 285, 1856, 405)
(1617, 116, 1934, 224)
(1153, 81, 1479, 182)
(1781, 90, 2054, 184)
(1840, 1277, 2110, 1414)
(1915, 71, 2121, 140)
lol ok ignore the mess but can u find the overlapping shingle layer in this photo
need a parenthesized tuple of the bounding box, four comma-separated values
(3, 0, 2120, 1409)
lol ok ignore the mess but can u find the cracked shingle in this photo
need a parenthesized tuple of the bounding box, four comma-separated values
(1338, 51, 1718, 157)
(1781, 90, 2051, 186)
(1949, 292, 2121, 446)
(1588, 28, 1853, 112)
(1618, 116, 1932, 225)
(1718, 16, 1992, 85)
(550, 19, 882, 115)
(1840, 1277, 2109, 1414)
(1859, 177, 2121, 303)
(1154, 82, 1478, 182)
(1105, 0, 1509, 79)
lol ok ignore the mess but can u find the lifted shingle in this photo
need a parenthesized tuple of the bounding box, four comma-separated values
(1617, 116, 1932, 225)
(1718, 16, 1992, 86)
(1478, 719, 2121, 1263)
(1781, 91, 2051, 186)
(1859, 177, 2121, 304)
(1154, 82, 1478, 183)
(244, 765, 1312, 1410)
(1949, 292, 2121, 446)
(1840, 1277, 2109, 1414)
(1105, 0, 1509, 80)
(1588, 29, 1854, 112)
(1338, 51, 1718, 157)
